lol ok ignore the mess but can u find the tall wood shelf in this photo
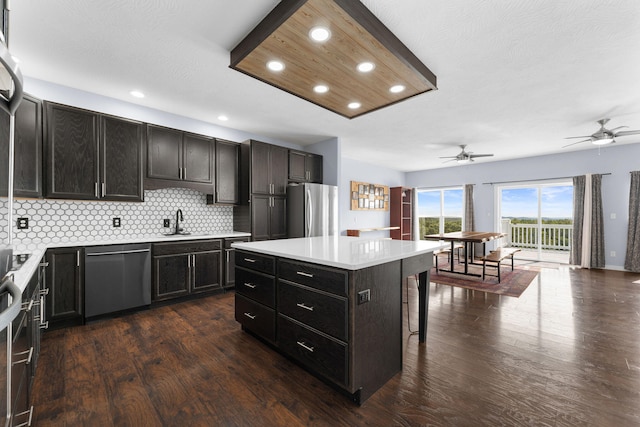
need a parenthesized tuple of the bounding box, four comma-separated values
(390, 187, 413, 240)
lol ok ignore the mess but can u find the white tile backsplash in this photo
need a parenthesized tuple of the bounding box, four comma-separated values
(12, 188, 233, 243)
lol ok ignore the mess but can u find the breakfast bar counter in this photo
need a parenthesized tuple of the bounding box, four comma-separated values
(232, 236, 445, 404)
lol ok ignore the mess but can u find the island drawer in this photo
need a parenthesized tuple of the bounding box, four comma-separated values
(235, 267, 276, 308)
(153, 239, 222, 256)
(235, 294, 275, 343)
(236, 250, 275, 275)
(277, 315, 348, 387)
(278, 281, 348, 342)
(278, 260, 348, 297)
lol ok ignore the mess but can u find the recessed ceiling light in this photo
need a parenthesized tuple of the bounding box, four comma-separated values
(313, 85, 329, 94)
(218, 115, 229, 121)
(357, 62, 375, 73)
(129, 90, 145, 98)
(348, 102, 361, 109)
(389, 85, 405, 93)
(267, 60, 285, 72)
(309, 26, 331, 42)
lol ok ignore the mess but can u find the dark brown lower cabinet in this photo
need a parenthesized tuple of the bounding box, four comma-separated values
(235, 251, 412, 405)
(152, 239, 223, 302)
(45, 247, 84, 329)
(223, 237, 250, 289)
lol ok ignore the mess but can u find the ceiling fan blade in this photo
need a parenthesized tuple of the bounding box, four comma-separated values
(564, 135, 593, 140)
(469, 154, 493, 158)
(562, 138, 591, 148)
(608, 126, 627, 132)
(439, 156, 458, 159)
(614, 129, 640, 137)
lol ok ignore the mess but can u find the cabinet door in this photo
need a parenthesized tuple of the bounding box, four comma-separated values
(45, 103, 99, 199)
(147, 125, 182, 181)
(224, 248, 235, 288)
(45, 247, 84, 327)
(251, 140, 271, 194)
(101, 115, 144, 201)
(270, 145, 289, 195)
(192, 251, 222, 293)
(306, 153, 323, 184)
(270, 196, 287, 239)
(215, 140, 239, 204)
(153, 253, 190, 301)
(251, 195, 271, 241)
(183, 133, 213, 183)
(288, 150, 306, 182)
(14, 95, 43, 197)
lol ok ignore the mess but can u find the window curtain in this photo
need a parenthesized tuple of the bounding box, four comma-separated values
(463, 184, 474, 231)
(570, 174, 605, 268)
(624, 171, 640, 272)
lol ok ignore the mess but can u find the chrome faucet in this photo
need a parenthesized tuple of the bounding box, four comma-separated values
(175, 209, 183, 234)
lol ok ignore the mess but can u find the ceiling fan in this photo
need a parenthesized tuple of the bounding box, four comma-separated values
(563, 118, 640, 148)
(440, 145, 494, 164)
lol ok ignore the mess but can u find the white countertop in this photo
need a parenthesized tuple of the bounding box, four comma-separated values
(7, 231, 251, 293)
(232, 236, 447, 270)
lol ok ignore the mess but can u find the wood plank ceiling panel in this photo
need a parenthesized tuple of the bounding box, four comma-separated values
(230, 0, 437, 119)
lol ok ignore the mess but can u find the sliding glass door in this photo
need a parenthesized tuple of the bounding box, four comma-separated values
(417, 187, 463, 239)
(496, 181, 573, 263)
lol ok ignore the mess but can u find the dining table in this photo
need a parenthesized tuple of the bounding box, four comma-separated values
(423, 231, 506, 277)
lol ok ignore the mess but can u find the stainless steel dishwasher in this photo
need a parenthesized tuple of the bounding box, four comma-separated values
(85, 243, 151, 318)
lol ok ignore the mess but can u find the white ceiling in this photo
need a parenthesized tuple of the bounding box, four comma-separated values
(7, 0, 640, 172)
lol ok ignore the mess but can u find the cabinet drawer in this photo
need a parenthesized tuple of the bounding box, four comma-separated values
(236, 251, 275, 275)
(278, 281, 348, 341)
(278, 315, 348, 386)
(278, 260, 348, 297)
(235, 294, 275, 342)
(154, 239, 222, 256)
(235, 267, 275, 308)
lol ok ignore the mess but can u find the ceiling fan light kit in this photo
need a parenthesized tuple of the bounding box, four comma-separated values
(230, 0, 437, 119)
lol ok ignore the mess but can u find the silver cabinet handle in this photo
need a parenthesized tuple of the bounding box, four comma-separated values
(94, 182, 99, 198)
(183, 167, 187, 179)
(243, 258, 256, 263)
(13, 405, 34, 427)
(13, 347, 34, 365)
(243, 282, 256, 289)
(296, 341, 314, 352)
(243, 312, 256, 320)
(296, 303, 314, 311)
(296, 271, 314, 278)
(101, 182, 106, 197)
(76, 250, 81, 267)
(21, 299, 34, 312)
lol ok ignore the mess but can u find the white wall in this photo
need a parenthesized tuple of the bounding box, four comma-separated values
(339, 157, 405, 238)
(406, 143, 640, 270)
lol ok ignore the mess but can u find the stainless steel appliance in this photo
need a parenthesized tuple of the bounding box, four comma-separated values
(84, 243, 151, 318)
(287, 183, 338, 238)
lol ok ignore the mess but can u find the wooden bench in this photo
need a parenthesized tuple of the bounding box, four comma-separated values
(481, 247, 521, 282)
(434, 243, 464, 271)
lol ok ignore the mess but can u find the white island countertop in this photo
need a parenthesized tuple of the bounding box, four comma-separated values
(232, 236, 447, 270)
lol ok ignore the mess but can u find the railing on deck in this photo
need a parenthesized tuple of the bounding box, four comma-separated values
(500, 219, 572, 251)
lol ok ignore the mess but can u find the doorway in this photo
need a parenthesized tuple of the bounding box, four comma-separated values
(496, 181, 573, 263)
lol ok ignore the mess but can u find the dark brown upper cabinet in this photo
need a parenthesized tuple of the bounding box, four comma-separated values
(213, 139, 239, 204)
(251, 140, 287, 195)
(44, 102, 144, 201)
(14, 95, 43, 197)
(0, 95, 43, 198)
(288, 150, 323, 184)
(145, 124, 214, 193)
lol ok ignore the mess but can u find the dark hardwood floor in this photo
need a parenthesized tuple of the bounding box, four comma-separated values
(32, 266, 640, 426)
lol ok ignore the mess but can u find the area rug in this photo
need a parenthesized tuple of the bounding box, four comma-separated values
(429, 262, 539, 297)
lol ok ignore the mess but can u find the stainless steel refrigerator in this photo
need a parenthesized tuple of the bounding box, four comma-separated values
(287, 183, 338, 237)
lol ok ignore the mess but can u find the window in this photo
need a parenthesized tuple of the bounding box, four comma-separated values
(417, 187, 463, 238)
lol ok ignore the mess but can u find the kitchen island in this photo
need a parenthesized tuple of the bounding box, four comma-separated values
(232, 236, 445, 404)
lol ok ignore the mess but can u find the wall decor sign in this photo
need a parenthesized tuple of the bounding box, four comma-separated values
(350, 181, 389, 211)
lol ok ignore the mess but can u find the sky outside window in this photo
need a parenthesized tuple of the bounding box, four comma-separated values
(501, 185, 573, 219)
